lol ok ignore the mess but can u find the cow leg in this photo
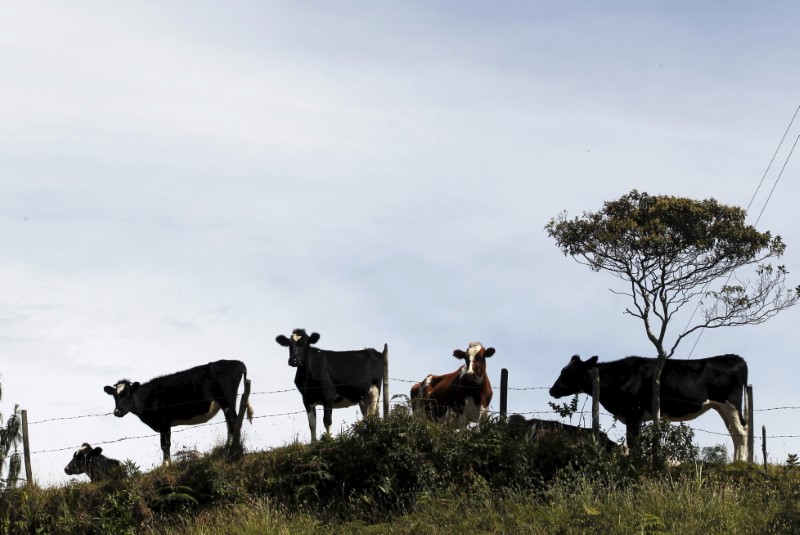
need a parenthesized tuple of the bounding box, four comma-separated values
(462, 397, 481, 424)
(359, 385, 380, 418)
(322, 406, 333, 437)
(160, 429, 172, 465)
(223, 406, 236, 447)
(306, 407, 317, 442)
(711, 401, 748, 462)
(625, 418, 641, 455)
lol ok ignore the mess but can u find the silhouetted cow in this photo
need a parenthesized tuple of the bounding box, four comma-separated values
(64, 443, 123, 482)
(507, 414, 619, 451)
(276, 329, 386, 441)
(104, 359, 253, 463)
(549, 354, 749, 461)
(410, 342, 495, 423)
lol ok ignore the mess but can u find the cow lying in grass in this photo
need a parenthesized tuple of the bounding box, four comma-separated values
(507, 414, 619, 452)
(64, 443, 124, 482)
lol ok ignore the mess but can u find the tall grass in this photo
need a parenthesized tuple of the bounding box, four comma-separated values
(1, 408, 798, 534)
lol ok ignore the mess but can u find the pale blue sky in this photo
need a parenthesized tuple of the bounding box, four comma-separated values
(1, 1, 799, 486)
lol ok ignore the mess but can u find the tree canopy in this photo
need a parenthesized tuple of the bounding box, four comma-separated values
(546, 189, 799, 359)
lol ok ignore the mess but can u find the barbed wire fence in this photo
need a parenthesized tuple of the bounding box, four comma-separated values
(22, 373, 800, 466)
(13, 365, 800, 491)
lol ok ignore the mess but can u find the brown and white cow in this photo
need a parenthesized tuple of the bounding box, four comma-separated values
(410, 341, 495, 423)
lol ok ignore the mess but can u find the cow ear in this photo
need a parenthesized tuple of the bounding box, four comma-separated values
(308, 332, 321, 344)
(570, 355, 581, 364)
(104, 386, 115, 395)
(483, 347, 496, 358)
(587, 356, 599, 366)
(131, 382, 141, 393)
(276, 335, 291, 347)
(92, 447, 103, 456)
(453, 349, 467, 359)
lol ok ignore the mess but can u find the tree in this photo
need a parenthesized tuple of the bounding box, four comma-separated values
(0, 375, 23, 490)
(545, 190, 800, 443)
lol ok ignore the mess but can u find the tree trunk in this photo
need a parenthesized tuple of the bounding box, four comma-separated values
(651, 353, 667, 468)
(652, 356, 666, 422)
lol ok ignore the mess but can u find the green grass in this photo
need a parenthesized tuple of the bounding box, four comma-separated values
(1, 409, 798, 534)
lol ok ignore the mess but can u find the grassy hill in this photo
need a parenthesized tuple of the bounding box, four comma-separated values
(1, 408, 798, 534)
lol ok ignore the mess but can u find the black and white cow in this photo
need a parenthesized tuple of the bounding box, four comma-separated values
(507, 414, 619, 451)
(104, 359, 253, 463)
(64, 443, 124, 482)
(276, 329, 386, 441)
(549, 354, 749, 461)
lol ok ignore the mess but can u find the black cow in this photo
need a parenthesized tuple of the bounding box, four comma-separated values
(276, 329, 386, 441)
(64, 443, 124, 482)
(104, 359, 254, 463)
(507, 414, 619, 451)
(549, 354, 749, 461)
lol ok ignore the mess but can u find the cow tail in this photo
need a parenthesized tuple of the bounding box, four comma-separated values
(382, 343, 389, 394)
(242, 363, 254, 424)
(246, 402, 254, 424)
(740, 359, 749, 428)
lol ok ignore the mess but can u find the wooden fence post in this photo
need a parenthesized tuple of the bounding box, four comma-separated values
(762, 425, 768, 475)
(500, 368, 508, 417)
(591, 368, 600, 434)
(383, 344, 390, 419)
(746, 384, 754, 463)
(21, 409, 32, 487)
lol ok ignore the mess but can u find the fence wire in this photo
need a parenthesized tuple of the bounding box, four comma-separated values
(24, 376, 800, 459)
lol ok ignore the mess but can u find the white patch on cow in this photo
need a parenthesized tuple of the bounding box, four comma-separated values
(462, 397, 482, 424)
(420, 375, 433, 392)
(641, 399, 749, 463)
(458, 343, 485, 382)
(115, 383, 126, 394)
(359, 384, 380, 417)
(291, 334, 302, 341)
(641, 400, 714, 423)
(708, 400, 749, 462)
(172, 401, 222, 426)
(306, 396, 358, 410)
(466, 342, 483, 358)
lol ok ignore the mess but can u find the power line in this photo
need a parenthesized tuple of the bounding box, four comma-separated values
(686, 106, 800, 356)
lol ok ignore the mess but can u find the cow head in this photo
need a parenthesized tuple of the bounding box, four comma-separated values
(452, 342, 495, 383)
(64, 443, 102, 476)
(549, 355, 599, 398)
(103, 380, 140, 417)
(276, 328, 321, 367)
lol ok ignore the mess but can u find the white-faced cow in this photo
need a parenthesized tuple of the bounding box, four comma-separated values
(410, 342, 495, 423)
(549, 354, 749, 461)
(103, 359, 254, 464)
(64, 443, 124, 482)
(275, 329, 387, 441)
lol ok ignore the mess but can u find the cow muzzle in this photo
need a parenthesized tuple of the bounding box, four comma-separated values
(113, 409, 126, 417)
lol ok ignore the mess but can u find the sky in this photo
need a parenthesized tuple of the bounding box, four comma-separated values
(1, 1, 799, 487)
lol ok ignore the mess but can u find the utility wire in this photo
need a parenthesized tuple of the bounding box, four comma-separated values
(686, 106, 800, 357)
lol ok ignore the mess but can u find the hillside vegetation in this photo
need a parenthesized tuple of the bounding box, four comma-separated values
(1, 408, 798, 534)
